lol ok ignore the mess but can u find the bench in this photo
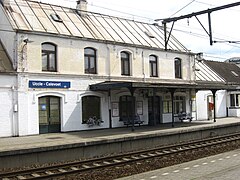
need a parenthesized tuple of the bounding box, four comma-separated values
(121, 115, 144, 127)
(178, 112, 193, 122)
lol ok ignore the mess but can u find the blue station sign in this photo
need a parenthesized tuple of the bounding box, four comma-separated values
(29, 80, 71, 89)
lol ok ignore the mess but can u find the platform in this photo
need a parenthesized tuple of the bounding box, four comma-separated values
(0, 117, 240, 169)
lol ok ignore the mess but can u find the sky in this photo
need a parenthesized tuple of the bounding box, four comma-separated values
(37, 0, 240, 61)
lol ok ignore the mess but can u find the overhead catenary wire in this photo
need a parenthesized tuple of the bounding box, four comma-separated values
(169, 0, 196, 17)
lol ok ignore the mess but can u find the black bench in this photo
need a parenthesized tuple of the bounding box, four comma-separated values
(121, 115, 144, 127)
(178, 112, 193, 122)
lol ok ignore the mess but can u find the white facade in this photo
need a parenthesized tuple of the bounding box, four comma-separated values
(196, 90, 227, 120)
(0, 0, 199, 137)
(0, 31, 196, 137)
(0, 74, 16, 137)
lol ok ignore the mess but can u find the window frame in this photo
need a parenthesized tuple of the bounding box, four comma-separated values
(41, 42, 57, 72)
(82, 95, 101, 124)
(174, 96, 186, 114)
(174, 58, 182, 79)
(84, 47, 97, 74)
(230, 94, 239, 107)
(149, 55, 158, 77)
(121, 51, 130, 76)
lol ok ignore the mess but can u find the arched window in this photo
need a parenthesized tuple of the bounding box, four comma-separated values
(42, 43, 57, 72)
(175, 58, 182, 78)
(82, 96, 101, 124)
(84, 47, 96, 74)
(149, 55, 158, 77)
(121, 51, 130, 76)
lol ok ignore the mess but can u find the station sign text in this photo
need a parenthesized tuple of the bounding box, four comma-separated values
(29, 80, 71, 89)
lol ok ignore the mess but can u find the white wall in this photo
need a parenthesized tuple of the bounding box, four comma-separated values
(16, 75, 111, 136)
(0, 74, 16, 137)
(196, 90, 227, 120)
(216, 90, 227, 118)
(23, 33, 195, 83)
(196, 90, 210, 120)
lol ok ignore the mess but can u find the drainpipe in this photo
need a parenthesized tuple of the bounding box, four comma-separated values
(12, 77, 19, 136)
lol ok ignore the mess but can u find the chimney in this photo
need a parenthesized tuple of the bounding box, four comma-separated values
(76, 0, 87, 16)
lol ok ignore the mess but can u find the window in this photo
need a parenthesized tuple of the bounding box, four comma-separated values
(149, 55, 158, 77)
(230, 94, 239, 107)
(163, 100, 172, 113)
(174, 96, 186, 114)
(119, 95, 135, 119)
(50, 13, 63, 22)
(82, 96, 101, 124)
(163, 95, 186, 114)
(121, 51, 130, 76)
(42, 43, 57, 72)
(175, 58, 182, 78)
(84, 48, 96, 74)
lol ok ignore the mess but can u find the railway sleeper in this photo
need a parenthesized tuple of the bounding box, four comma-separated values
(122, 158, 131, 161)
(17, 175, 26, 179)
(155, 151, 164, 155)
(148, 153, 156, 156)
(93, 163, 101, 167)
(82, 165, 91, 169)
(113, 159, 122, 163)
(2, 178, 11, 180)
(58, 169, 67, 173)
(45, 171, 54, 175)
(31, 173, 41, 177)
(140, 154, 149, 158)
(103, 161, 111, 165)
(70, 167, 79, 170)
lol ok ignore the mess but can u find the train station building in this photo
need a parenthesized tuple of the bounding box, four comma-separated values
(0, 0, 239, 137)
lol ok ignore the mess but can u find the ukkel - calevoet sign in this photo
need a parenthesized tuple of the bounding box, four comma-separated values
(29, 80, 71, 88)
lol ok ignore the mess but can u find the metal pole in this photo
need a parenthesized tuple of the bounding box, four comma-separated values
(163, 22, 167, 50)
(153, 88, 156, 126)
(108, 90, 112, 128)
(129, 87, 136, 132)
(208, 12, 213, 45)
(170, 89, 175, 127)
(211, 90, 217, 122)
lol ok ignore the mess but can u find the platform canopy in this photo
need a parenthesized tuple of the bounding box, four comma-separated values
(89, 80, 238, 92)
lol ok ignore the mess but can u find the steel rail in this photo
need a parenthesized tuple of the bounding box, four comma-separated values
(1, 132, 240, 179)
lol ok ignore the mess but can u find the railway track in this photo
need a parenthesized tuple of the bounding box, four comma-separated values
(1, 132, 240, 180)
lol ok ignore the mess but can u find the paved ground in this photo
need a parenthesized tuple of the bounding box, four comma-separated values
(0, 117, 239, 153)
(117, 148, 240, 180)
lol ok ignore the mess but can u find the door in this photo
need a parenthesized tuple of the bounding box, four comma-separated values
(207, 95, 214, 120)
(148, 96, 162, 125)
(39, 96, 61, 134)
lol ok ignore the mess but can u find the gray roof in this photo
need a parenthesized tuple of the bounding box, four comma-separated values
(204, 60, 240, 85)
(1, 0, 187, 52)
(196, 59, 240, 85)
(195, 60, 225, 82)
